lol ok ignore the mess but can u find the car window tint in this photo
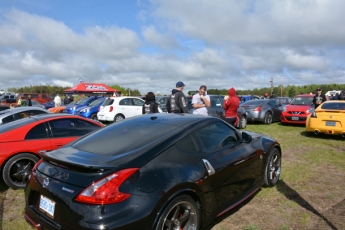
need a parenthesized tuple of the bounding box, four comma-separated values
(103, 98, 114, 106)
(30, 94, 39, 98)
(176, 135, 197, 153)
(2, 115, 15, 124)
(321, 102, 345, 110)
(73, 121, 177, 156)
(211, 97, 222, 108)
(268, 101, 276, 107)
(49, 118, 101, 137)
(119, 98, 132, 106)
(26, 123, 48, 139)
(132, 98, 144, 106)
(196, 121, 238, 152)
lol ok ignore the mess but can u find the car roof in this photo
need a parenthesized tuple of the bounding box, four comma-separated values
(0, 107, 48, 116)
(294, 94, 315, 97)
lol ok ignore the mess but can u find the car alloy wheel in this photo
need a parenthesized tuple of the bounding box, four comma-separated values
(114, 114, 124, 122)
(264, 148, 281, 187)
(156, 195, 200, 230)
(239, 115, 247, 129)
(264, 112, 273, 124)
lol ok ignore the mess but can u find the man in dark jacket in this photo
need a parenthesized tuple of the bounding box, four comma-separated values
(166, 81, 189, 113)
(312, 88, 327, 109)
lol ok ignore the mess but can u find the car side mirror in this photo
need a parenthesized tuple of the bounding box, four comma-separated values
(242, 132, 252, 143)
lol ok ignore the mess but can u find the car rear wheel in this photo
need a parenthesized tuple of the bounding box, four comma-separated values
(114, 114, 124, 122)
(3, 153, 39, 189)
(238, 115, 247, 129)
(155, 195, 200, 230)
(264, 112, 273, 124)
(264, 148, 281, 187)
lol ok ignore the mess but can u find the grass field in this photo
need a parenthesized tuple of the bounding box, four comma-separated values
(1, 122, 344, 230)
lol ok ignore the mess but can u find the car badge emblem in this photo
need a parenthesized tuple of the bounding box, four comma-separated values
(42, 178, 50, 188)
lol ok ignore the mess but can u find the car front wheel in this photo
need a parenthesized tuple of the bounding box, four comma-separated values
(238, 115, 247, 129)
(2, 153, 39, 189)
(155, 195, 200, 230)
(264, 148, 281, 187)
(114, 114, 125, 122)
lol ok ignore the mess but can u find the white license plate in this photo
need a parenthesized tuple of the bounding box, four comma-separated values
(326, 121, 336, 126)
(39, 195, 55, 218)
(291, 117, 299, 121)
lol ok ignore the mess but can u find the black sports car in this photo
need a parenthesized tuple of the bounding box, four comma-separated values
(24, 113, 282, 230)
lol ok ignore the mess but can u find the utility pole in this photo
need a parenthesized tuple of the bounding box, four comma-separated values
(269, 78, 273, 95)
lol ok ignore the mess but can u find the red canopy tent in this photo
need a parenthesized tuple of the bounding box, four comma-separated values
(63, 83, 120, 94)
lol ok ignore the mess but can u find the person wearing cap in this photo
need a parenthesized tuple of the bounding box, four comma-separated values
(166, 81, 189, 113)
(192, 85, 210, 116)
(312, 88, 327, 109)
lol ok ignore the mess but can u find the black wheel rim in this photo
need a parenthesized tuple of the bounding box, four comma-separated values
(267, 114, 272, 123)
(9, 159, 34, 187)
(162, 201, 198, 230)
(269, 151, 281, 184)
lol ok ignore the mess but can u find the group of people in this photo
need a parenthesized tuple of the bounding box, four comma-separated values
(54, 94, 74, 107)
(141, 81, 240, 126)
(17, 95, 32, 107)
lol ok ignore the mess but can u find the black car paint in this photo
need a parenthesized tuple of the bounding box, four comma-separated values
(24, 114, 280, 230)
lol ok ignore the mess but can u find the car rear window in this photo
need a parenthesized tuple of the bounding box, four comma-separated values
(102, 98, 114, 106)
(321, 102, 345, 110)
(72, 121, 177, 156)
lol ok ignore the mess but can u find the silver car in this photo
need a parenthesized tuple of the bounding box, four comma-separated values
(240, 99, 283, 124)
(0, 107, 49, 125)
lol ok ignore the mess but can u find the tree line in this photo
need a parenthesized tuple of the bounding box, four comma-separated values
(5, 83, 345, 98)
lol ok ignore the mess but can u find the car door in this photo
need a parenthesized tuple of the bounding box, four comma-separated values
(47, 118, 101, 149)
(118, 98, 137, 118)
(132, 98, 144, 115)
(268, 100, 282, 121)
(25, 122, 54, 151)
(195, 121, 262, 207)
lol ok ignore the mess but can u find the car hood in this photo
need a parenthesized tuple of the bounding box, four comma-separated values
(284, 105, 312, 111)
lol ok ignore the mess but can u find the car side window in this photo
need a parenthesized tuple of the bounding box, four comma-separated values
(49, 118, 100, 137)
(2, 115, 15, 124)
(132, 98, 144, 106)
(25, 123, 49, 139)
(42, 94, 47, 99)
(211, 97, 222, 108)
(176, 135, 198, 153)
(268, 101, 277, 107)
(196, 121, 239, 152)
(31, 94, 39, 98)
(119, 98, 132, 106)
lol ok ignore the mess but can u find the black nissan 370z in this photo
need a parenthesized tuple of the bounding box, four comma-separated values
(24, 113, 282, 230)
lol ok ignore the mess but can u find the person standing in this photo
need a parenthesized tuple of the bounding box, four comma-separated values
(54, 94, 62, 107)
(63, 95, 69, 105)
(222, 87, 240, 126)
(312, 88, 327, 109)
(27, 95, 32, 106)
(142, 92, 159, 114)
(192, 85, 210, 116)
(166, 81, 189, 113)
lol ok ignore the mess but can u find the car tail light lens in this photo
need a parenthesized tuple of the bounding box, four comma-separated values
(109, 106, 113, 112)
(75, 168, 139, 205)
(253, 106, 262, 111)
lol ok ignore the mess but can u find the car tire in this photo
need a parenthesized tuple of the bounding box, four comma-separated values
(238, 115, 247, 129)
(90, 113, 98, 120)
(264, 148, 281, 187)
(3, 153, 39, 189)
(264, 112, 273, 124)
(155, 195, 200, 230)
(114, 114, 125, 122)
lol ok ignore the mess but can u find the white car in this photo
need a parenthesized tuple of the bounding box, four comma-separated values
(97, 96, 145, 122)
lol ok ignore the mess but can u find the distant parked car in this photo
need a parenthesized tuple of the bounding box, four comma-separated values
(238, 95, 260, 104)
(63, 96, 101, 114)
(280, 94, 315, 125)
(240, 99, 283, 124)
(0, 113, 104, 189)
(19, 100, 46, 109)
(275, 97, 292, 106)
(156, 96, 169, 113)
(97, 96, 145, 122)
(0, 105, 10, 111)
(0, 107, 49, 125)
(306, 101, 345, 136)
(75, 97, 106, 120)
(42, 100, 56, 109)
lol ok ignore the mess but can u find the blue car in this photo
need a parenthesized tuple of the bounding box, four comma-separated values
(75, 97, 106, 120)
(239, 95, 260, 104)
(42, 100, 56, 109)
(63, 96, 101, 114)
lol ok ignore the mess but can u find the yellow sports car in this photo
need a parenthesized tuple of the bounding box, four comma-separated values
(306, 101, 345, 136)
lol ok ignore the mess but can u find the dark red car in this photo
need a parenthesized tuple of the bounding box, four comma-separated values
(0, 113, 104, 189)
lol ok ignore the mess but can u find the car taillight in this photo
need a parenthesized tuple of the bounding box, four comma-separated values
(253, 106, 262, 111)
(75, 168, 139, 205)
(109, 106, 113, 112)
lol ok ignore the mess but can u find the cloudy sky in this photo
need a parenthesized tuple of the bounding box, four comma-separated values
(1, 0, 344, 94)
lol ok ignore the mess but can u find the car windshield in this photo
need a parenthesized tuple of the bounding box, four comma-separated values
(76, 97, 90, 105)
(89, 98, 104, 106)
(290, 97, 313, 105)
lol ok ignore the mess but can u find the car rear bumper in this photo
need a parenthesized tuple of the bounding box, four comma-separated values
(306, 118, 345, 136)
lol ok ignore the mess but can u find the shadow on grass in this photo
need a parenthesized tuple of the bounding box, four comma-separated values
(300, 130, 345, 141)
(0, 180, 9, 230)
(276, 180, 337, 230)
